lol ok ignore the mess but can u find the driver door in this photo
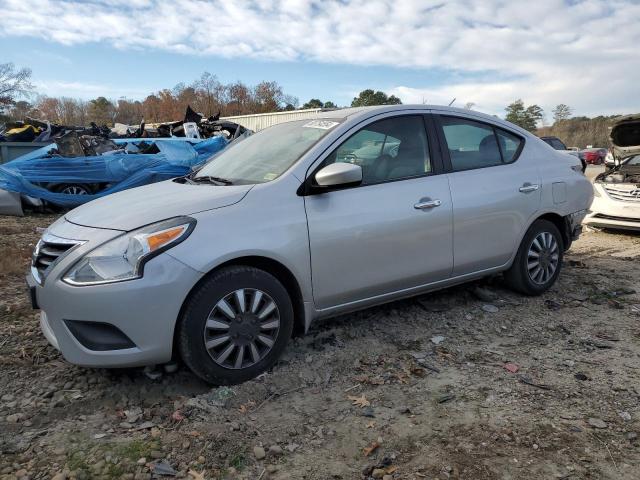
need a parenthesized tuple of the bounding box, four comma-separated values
(304, 114, 453, 310)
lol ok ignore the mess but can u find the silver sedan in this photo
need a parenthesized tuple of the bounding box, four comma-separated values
(27, 105, 593, 384)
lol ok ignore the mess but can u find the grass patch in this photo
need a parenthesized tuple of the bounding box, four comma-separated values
(229, 453, 246, 470)
(114, 438, 159, 461)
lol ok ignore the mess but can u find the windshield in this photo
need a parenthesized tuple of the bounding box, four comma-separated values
(195, 119, 341, 184)
(623, 155, 640, 166)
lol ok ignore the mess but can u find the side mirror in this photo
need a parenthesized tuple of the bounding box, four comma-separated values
(315, 162, 362, 187)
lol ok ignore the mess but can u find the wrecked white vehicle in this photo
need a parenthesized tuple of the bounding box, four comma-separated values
(584, 114, 640, 230)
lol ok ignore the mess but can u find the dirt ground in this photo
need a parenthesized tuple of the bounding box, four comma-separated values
(1, 213, 639, 480)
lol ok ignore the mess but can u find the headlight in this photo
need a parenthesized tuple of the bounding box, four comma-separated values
(63, 217, 195, 285)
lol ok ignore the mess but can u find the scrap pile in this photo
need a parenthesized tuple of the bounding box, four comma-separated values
(0, 107, 251, 215)
(0, 105, 248, 143)
(0, 117, 110, 143)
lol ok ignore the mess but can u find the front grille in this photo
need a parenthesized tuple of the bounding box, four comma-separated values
(603, 184, 640, 202)
(32, 233, 82, 284)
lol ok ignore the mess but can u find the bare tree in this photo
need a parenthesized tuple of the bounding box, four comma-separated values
(552, 104, 573, 124)
(0, 63, 33, 107)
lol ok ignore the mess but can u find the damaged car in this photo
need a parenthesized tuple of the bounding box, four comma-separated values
(584, 114, 640, 230)
(0, 134, 231, 213)
(27, 105, 592, 385)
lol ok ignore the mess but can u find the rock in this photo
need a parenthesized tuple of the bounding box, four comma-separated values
(144, 366, 163, 380)
(588, 418, 607, 429)
(430, 335, 445, 345)
(149, 450, 163, 459)
(482, 304, 499, 313)
(417, 298, 449, 312)
(6, 413, 23, 423)
(472, 286, 497, 302)
(619, 411, 632, 422)
(51, 473, 67, 480)
(625, 432, 637, 441)
(383, 476, 393, 480)
(268, 445, 283, 456)
(253, 446, 266, 460)
(574, 372, 589, 381)
(544, 299, 562, 311)
(361, 407, 375, 418)
(266, 465, 278, 473)
(137, 458, 146, 465)
(163, 361, 179, 373)
(1, 394, 14, 402)
(15, 469, 28, 478)
(372, 469, 385, 479)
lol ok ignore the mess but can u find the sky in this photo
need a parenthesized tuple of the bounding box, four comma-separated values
(1, 0, 639, 119)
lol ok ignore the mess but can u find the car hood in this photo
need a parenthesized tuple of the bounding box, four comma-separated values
(610, 114, 640, 159)
(65, 179, 253, 231)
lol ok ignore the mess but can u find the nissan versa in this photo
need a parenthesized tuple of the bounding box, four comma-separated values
(27, 105, 593, 385)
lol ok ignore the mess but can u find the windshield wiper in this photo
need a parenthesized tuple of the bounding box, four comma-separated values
(190, 175, 234, 185)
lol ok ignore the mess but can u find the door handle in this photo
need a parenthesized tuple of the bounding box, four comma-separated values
(414, 199, 441, 209)
(519, 183, 540, 193)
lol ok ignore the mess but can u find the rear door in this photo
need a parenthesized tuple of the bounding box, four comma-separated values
(434, 114, 541, 276)
(304, 114, 453, 310)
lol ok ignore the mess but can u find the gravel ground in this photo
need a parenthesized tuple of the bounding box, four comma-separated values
(1, 213, 640, 480)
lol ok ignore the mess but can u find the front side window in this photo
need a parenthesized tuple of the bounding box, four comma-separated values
(441, 116, 523, 171)
(322, 115, 431, 185)
(195, 119, 340, 184)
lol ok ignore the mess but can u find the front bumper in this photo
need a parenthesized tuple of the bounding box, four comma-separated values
(28, 222, 203, 368)
(583, 190, 640, 231)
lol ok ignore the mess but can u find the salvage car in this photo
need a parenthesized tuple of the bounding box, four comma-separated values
(0, 134, 233, 212)
(584, 114, 640, 230)
(27, 105, 592, 385)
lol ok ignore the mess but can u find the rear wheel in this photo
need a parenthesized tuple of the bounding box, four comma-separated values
(504, 219, 563, 295)
(178, 266, 294, 385)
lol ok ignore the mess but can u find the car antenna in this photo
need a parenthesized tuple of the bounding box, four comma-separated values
(448, 97, 456, 106)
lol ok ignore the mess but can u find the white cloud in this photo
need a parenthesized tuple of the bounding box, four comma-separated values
(1, 0, 639, 116)
(34, 80, 151, 99)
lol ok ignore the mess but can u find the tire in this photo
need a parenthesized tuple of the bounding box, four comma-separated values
(53, 183, 92, 195)
(178, 266, 294, 385)
(503, 219, 564, 296)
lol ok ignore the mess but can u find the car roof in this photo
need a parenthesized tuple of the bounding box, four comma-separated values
(315, 104, 528, 135)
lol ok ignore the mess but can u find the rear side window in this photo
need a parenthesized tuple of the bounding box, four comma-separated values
(441, 116, 523, 171)
(550, 138, 567, 150)
(441, 117, 502, 171)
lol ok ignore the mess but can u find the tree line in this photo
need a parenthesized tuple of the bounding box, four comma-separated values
(0, 62, 621, 147)
(0, 63, 402, 127)
(505, 99, 616, 148)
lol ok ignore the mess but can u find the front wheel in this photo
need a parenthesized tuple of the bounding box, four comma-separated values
(504, 219, 564, 295)
(53, 183, 93, 195)
(178, 266, 294, 385)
